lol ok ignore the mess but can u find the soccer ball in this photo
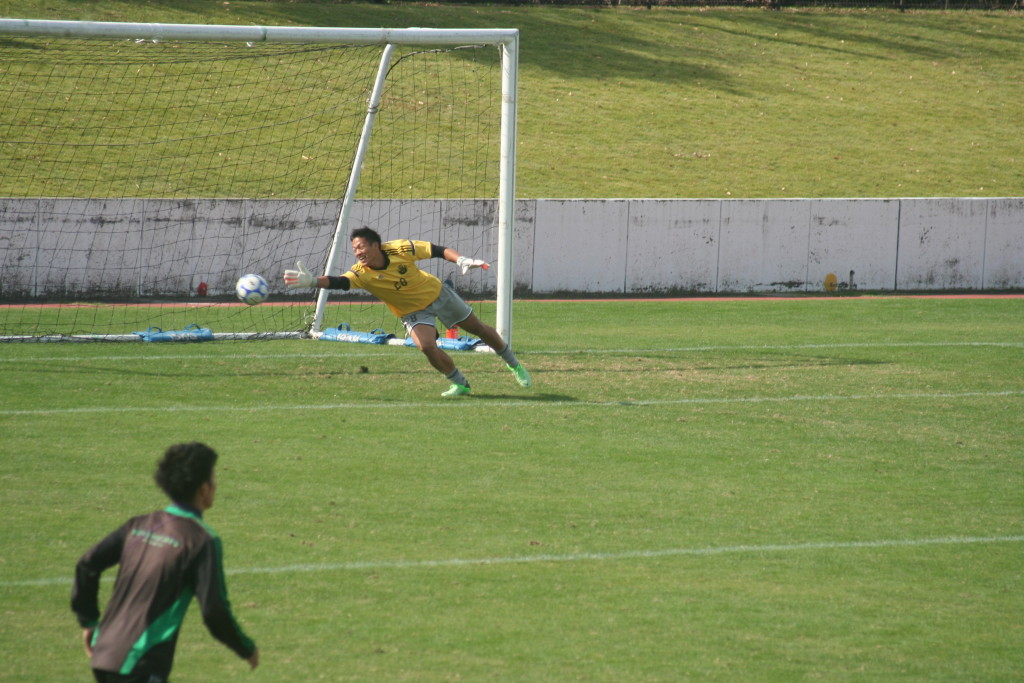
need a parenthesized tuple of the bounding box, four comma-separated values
(235, 274, 269, 305)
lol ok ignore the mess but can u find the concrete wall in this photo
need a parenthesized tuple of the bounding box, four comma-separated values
(1, 196, 1021, 298)
(522, 197, 1023, 293)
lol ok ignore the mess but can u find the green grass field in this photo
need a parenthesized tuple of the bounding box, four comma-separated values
(0, 3, 1020, 679)
(1, 297, 1021, 681)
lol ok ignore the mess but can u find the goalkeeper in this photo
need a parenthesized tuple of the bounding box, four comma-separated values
(285, 226, 531, 397)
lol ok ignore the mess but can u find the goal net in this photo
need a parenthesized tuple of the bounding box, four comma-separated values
(0, 20, 518, 343)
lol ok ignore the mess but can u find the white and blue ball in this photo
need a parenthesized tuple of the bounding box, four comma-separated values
(235, 274, 269, 305)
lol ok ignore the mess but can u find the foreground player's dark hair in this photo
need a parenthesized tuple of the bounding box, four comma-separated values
(350, 226, 382, 245)
(154, 442, 217, 503)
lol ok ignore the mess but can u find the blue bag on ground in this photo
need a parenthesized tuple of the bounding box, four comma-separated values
(402, 335, 483, 351)
(132, 323, 214, 342)
(320, 323, 394, 345)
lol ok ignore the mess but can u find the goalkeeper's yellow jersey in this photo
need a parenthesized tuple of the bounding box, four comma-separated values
(343, 239, 443, 317)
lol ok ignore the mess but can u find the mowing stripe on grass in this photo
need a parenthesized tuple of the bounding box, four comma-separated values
(2, 389, 1022, 416)
(0, 340, 1020, 364)
(231, 535, 1024, 576)
(6, 535, 1022, 588)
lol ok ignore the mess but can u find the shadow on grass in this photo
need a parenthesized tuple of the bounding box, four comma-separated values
(697, 355, 889, 371)
(461, 392, 579, 403)
(544, 354, 887, 374)
(7, 3, 1019, 101)
(205, 4, 1018, 92)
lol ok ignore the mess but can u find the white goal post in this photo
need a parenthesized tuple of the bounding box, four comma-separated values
(0, 19, 518, 343)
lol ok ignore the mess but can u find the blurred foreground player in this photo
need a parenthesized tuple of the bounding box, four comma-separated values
(71, 442, 259, 683)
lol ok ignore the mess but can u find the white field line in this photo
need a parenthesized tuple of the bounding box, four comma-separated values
(6, 534, 1022, 588)
(2, 389, 1022, 416)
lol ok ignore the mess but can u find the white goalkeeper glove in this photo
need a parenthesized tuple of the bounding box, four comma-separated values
(283, 261, 315, 289)
(456, 255, 490, 275)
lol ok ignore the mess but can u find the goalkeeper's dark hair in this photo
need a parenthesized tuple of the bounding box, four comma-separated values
(350, 226, 382, 245)
(154, 442, 218, 503)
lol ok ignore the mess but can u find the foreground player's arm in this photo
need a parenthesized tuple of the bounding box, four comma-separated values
(71, 523, 129, 657)
(193, 537, 258, 666)
(72, 524, 128, 628)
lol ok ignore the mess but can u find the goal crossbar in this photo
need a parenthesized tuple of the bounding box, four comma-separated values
(0, 19, 519, 47)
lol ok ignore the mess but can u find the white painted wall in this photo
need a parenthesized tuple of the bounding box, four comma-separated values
(808, 199, 900, 291)
(532, 199, 630, 293)
(1, 197, 1021, 297)
(718, 200, 811, 292)
(523, 197, 1021, 294)
(896, 198, 988, 290)
(984, 198, 1024, 289)
(625, 199, 720, 293)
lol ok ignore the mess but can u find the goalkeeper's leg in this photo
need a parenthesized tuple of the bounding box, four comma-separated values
(420, 283, 531, 389)
(408, 323, 470, 396)
(457, 313, 532, 388)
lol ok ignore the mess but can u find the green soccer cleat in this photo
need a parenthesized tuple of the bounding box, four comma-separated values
(508, 363, 532, 388)
(441, 383, 471, 397)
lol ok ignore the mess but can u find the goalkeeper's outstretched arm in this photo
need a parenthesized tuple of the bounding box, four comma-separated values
(283, 262, 350, 290)
(441, 248, 489, 275)
(284, 248, 488, 290)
